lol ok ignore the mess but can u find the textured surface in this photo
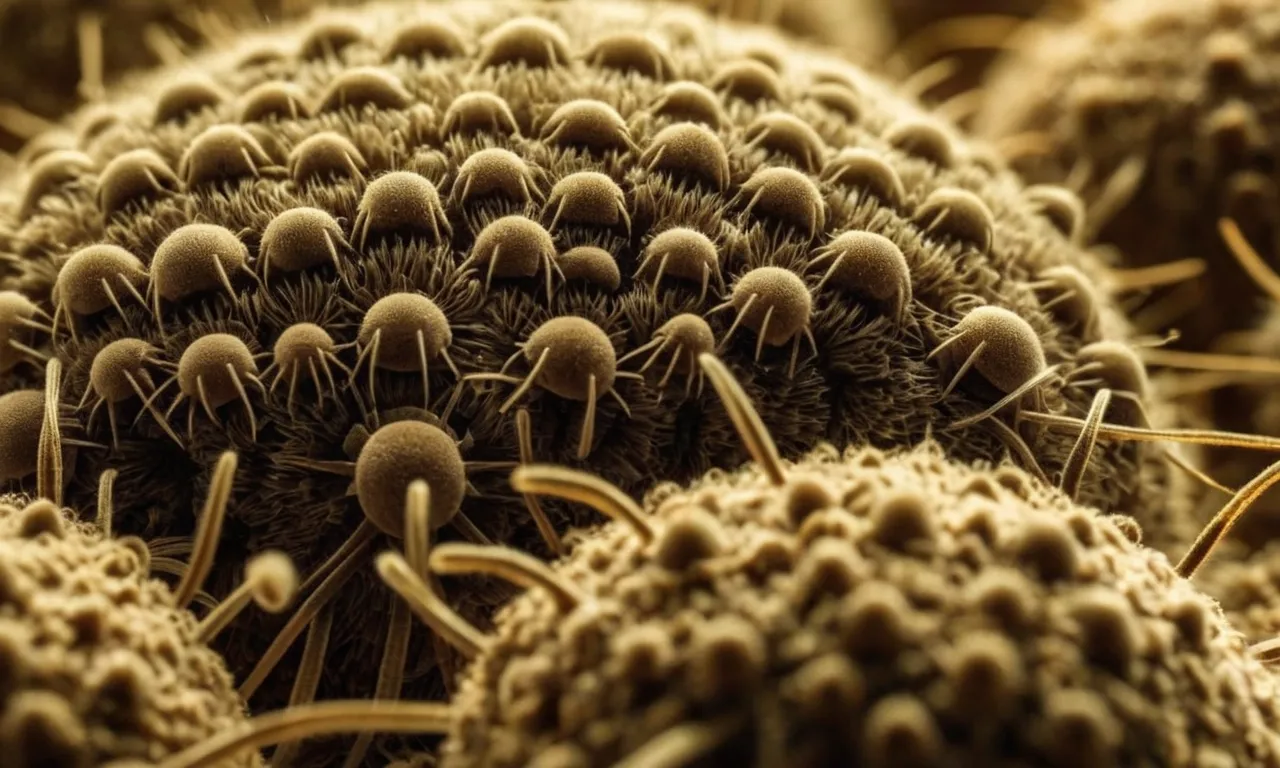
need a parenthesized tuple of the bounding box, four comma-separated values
(0, 0, 1167, 751)
(0, 493, 255, 767)
(441, 440, 1280, 767)
(974, 0, 1280, 352)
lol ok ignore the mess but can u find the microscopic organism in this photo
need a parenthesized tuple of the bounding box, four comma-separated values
(0, 1, 1184, 763)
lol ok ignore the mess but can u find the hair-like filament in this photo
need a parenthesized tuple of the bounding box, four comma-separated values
(429, 542, 586, 610)
(698, 353, 786, 486)
(1177, 456, 1280, 578)
(510, 464, 654, 541)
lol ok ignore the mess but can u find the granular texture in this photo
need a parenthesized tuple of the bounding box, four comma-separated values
(427, 394, 1280, 766)
(974, 0, 1280, 354)
(0, 494, 258, 767)
(0, 0, 1168, 740)
(0, 0, 887, 155)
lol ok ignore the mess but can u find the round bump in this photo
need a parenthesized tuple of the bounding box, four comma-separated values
(738, 166, 827, 236)
(688, 616, 766, 701)
(709, 59, 783, 102)
(1032, 266, 1102, 341)
(273, 323, 337, 375)
(288, 132, 368, 186)
(914, 188, 995, 252)
(151, 224, 249, 305)
(453, 148, 537, 205)
(655, 506, 724, 571)
(940, 306, 1046, 397)
(649, 81, 725, 128)
(18, 499, 65, 540)
(55, 244, 149, 316)
(806, 82, 861, 121)
(178, 125, 273, 188)
(810, 230, 911, 321)
(260, 207, 348, 279)
(355, 420, 466, 535)
(645, 313, 715, 379)
(1013, 515, 1079, 583)
(467, 215, 556, 283)
(317, 68, 413, 113)
(177, 334, 257, 405)
(870, 490, 935, 552)
(78, 107, 122, 144)
(298, 19, 365, 60)
(353, 172, 451, 250)
(0, 292, 44, 372)
(153, 77, 227, 125)
(640, 123, 730, 190)
(441, 91, 520, 137)
(476, 17, 570, 70)
(0, 390, 44, 481)
(1068, 589, 1141, 673)
(238, 81, 312, 123)
(556, 246, 620, 292)
(637, 228, 720, 296)
(545, 172, 629, 231)
(862, 695, 943, 766)
(95, 149, 179, 218)
(584, 32, 675, 80)
(744, 112, 826, 172)
(1042, 689, 1121, 766)
(541, 100, 632, 153)
(19, 150, 95, 217)
(1074, 341, 1147, 401)
(358, 293, 453, 372)
(384, 18, 467, 61)
(885, 120, 955, 167)
(729, 267, 813, 347)
(89, 338, 162, 404)
(821, 148, 906, 206)
(1025, 185, 1085, 243)
(946, 631, 1023, 716)
(524, 316, 618, 402)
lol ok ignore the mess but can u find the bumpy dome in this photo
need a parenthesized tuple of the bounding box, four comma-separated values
(0, 0, 1168, 745)
(974, 0, 1280, 352)
(0, 494, 259, 767)
(356, 355, 1280, 768)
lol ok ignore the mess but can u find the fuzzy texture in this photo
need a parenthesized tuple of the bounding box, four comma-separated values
(0, 0, 888, 154)
(974, 0, 1280, 353)
(973, 0, 1280, 552)
(441, 440, 1280, 767)
(0, 493, 255, 767)
(0, 0, 1169, 754)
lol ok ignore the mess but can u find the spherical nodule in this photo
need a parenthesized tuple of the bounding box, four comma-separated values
(151, 224, 248, 303)
(524, 316, 617, 402)
(731, 266, 812, 346)
(0, 390, 44, 481)
(0, 0, 1163, 742)
(90, 338, 159, 403)
(355, 420, 466, 536)
(944, 306, 1046, 395)
(443, 441, 1279, 767)
(358, 293, 453, 371)
(176, 333, 258, 407)
(273, 323, 338, 369)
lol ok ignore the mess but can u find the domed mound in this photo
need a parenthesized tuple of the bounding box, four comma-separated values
(0, 492, 259, 767)
(974, 0, 1280, 352)
(0, 0, 1168, 726)
(341, 354, 1280, 768)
